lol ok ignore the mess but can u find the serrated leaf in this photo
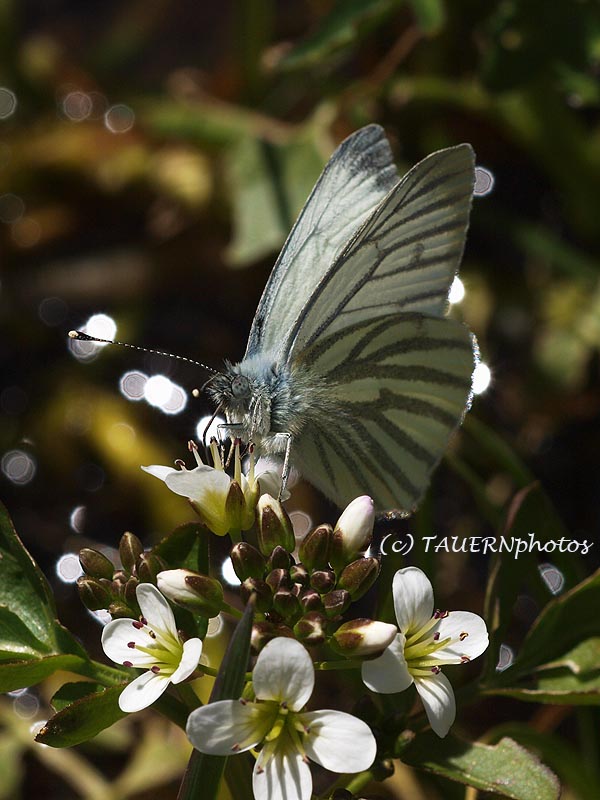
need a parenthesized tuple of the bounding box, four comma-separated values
(36, 684, 128, 747)
(178, 600, 254, 800)
(402, 734, 560, 800)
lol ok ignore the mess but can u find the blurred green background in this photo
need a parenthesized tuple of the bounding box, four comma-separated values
(1, 0, 600, 797)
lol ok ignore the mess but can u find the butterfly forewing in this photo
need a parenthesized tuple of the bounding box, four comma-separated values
(285, 144, 475, 357)
(244, 125, 399, 360)
(293, 314, 475, 511)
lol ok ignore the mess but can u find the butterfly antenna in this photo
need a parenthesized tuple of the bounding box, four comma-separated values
(68, 330, 218, 375)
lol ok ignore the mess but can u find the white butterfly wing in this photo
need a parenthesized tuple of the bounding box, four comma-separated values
(244, 125, 399, 359)
(293, 314, 476, 512)
(285, 144, 475, 357)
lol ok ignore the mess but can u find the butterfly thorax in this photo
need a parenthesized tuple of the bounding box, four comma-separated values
(207, 353, 336, 455)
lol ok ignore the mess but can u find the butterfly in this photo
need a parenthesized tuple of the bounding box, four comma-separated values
(205, 124, 477, 513)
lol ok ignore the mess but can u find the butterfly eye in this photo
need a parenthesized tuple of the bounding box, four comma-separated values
(231, 375, 251, 399)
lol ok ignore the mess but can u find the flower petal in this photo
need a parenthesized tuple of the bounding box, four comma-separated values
(119, 670, 171, 712)
(253, 638, 314, 711)
(414, 672, 456, 738)
(361, 633, 413, 694)
(101, 619, 157, 668)
(433, 611, 489, 663)
(136, 583, 177, 638)
(165, 466, 230, 502)
(253, 745, 312, 800)
(141, 464, 176, 482)
(393, 567, 434, 633)
(186, 700, 270, 754)
(171, 637, 202, 684)
(302, 710, 376, 773)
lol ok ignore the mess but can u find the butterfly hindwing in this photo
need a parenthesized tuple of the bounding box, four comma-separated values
(293, 314, 476, 511)
(244, 125, 399, 360)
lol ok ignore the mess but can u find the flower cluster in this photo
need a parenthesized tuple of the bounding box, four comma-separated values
(86, 440, 489, 800)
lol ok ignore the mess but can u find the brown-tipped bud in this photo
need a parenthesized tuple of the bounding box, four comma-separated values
(157, 569, 224, 617)
(322, 589, 351, 619)
(137, 552, 167, 583)
(330, 496, 374, 570)
(265, 568, 291, 593)
(119, 532, 143, 574)
(310, 569, 336, 594)
(337, 557, 380, 600)
(298, 524, 331, 571)
(331, 618, 397, 657)
(79, 548, 114, 580)
(123, 576, 139, 606)
(256, 495, 295, 555)
(267, 545, 292, 571)
(299, 588, 323, 612)
(272, 589, 301, 621)
(108, 601, 135, 619)
(230, 542, 266, 582)
(240, 578, 272, 612)
(372, 759, 395, 781)
(77, 576, 111, 610)
(112, 569, 128, 585)
(290, 563, 309, 586)
(250, 621, 294, 653)
(225, 480, 246, 531)
(294, 611, 327, 645)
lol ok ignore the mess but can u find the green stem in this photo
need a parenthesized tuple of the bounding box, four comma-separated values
(176, 681, 203, 710)
(229, 528, 242, 545)
(344, 768, 376, 794)
(313, 659, 362, 671)
(76, 659, 130, 686)
(221, 601, 243, 619)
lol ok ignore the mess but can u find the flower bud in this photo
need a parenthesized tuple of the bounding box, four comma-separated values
(119, 532, 143, 574)
(299, 588, 323, 612)
(322, 589, 351, 619)
(272, 589, 301, 621)
(298, 524, 331, 571)
(290, 563, 309, 586)
(108, 600, 136, 619)
(293, 611, 327, 645)
(267, 545, 292, 571)
(157, 569, 224, 617)
(123, 576, 139, 606)
(330, 496, 374, 570)
(256, 495, 295, 555)
(310, 569, 336, 594)
(337, 557, 380, 600)
(79, 548, 114, 580)
(250, 621, 293, 653)
(240, 578, 272, 612)
(230, 542, 266, 582)
(331, 618, 397, 657)
(225, 480, 247, 531)
(77, 576, 111, 610)
(265, 568, 292, 593)
(137, 552, 168, 583)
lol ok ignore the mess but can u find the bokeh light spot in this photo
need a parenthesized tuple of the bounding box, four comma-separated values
(474, 166, 495, 197)
(221, 557, 241, 587)
(539, 563, 565, 595)
(196, 414, 226, 443)
(0, 87, 17, 119)
(38, 296, 68, 326)
(0, 193, 25, 223)
(13, 692, 39, 719)
(119, 370, 148, 401)
(69, 313, 117, 362)
(472, 362, 492, 395)
(56, 553, 83, 583)
(1, 449, 36, 485)
(448, 276, 465, 305)
(69, 505, 86, 533)
(104, 104, 135, 133)
(62, 91, 92, 121)
(496, 644, 515, 672)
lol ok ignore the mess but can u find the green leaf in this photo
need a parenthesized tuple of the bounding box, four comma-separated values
(178, 600, 254, 800)
(0, 501, 59, 650)
(486, 639, 600, 705)
(51, 681, 107, 712)
(509, 569, 600, 678)
(0, 654, 90, 693)
(0, 606, 52, 660)
(408, 0, 445, 34)
(402, 734, 560, 800)
(36, 684, 128, 747)
(278, 0, 401, 70)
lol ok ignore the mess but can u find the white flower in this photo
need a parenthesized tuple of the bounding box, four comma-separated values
(142, 440, 288, 536)
(101, 583, 202, 712)
(186, 638, 377, 800)
(361, 566, 489, 738)
(330, 496, 374, 569)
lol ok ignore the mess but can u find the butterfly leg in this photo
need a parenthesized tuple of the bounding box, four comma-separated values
(216, 422, 246, 466)
(279, 432, 293, 502)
